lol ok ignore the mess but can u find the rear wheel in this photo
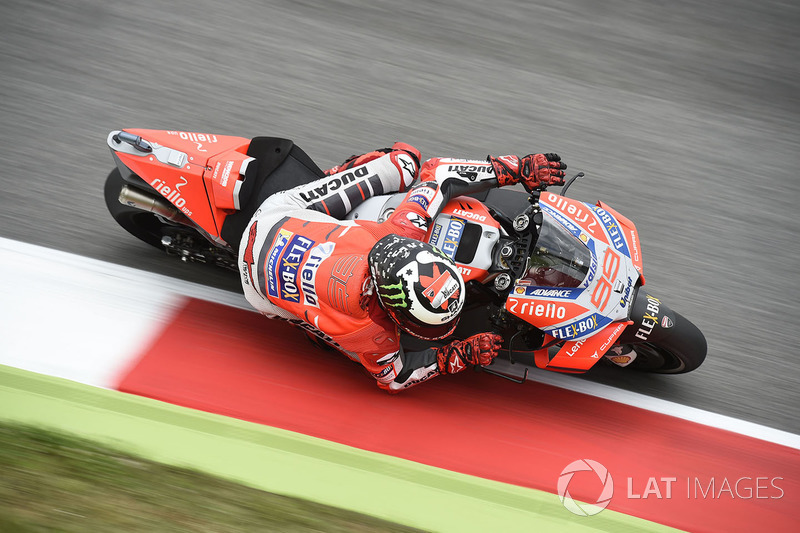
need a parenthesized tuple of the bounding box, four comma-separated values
(104, 167, 170, 249)
(104, 167, 239, 271)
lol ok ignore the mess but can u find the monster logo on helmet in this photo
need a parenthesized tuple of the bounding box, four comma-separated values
(368, 234, 465, 340)
(378, 281, 409, 308)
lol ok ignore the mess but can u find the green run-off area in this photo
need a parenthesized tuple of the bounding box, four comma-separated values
(0, 365, 676, 532)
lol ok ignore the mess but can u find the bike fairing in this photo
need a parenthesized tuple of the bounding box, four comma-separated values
(506, 194, 639, 343)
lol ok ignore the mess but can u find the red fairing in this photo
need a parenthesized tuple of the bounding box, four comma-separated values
(596, 200, 644, 277)
(114, 129, 250, 238)
(126, 129, 249, 157)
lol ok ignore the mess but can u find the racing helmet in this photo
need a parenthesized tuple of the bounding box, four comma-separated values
(368, 234, 465, 340)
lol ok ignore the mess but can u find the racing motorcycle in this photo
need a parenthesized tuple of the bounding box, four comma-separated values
(105, 128, 707, 376)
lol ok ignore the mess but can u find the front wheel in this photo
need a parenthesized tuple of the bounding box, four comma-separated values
(623, 311, 707, 373)
(615, 290, 707, 374)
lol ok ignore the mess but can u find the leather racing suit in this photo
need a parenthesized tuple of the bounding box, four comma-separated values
(239, 145, 548, 392)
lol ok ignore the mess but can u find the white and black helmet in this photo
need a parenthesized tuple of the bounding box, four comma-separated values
(368, 234, 465, 340)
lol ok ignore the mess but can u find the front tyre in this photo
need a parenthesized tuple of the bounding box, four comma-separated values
(626, 311, 706, 373)
(616, 290, 707, 374)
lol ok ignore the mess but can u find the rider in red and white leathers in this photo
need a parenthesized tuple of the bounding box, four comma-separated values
(239, 143, 566, 392)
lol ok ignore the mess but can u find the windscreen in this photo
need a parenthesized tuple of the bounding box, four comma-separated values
(521, 211, 592, 288)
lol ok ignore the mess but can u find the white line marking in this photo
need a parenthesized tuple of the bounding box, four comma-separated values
(2, 237, 799, 450)
(0, 237, 248, 388)
(490, 358, 800, 450)
(0, 237, 250, 309)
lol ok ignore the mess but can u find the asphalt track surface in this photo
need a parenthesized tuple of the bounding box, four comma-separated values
(1, 1, 798, 433)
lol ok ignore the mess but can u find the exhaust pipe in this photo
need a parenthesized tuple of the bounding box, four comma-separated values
(119, 185, 190, 224)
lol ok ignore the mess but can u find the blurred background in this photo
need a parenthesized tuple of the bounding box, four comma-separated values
(1, 0, 798, 432)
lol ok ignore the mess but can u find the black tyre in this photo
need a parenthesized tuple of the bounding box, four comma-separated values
(625, 311, 707, 374)
(104, 167, 169, 249)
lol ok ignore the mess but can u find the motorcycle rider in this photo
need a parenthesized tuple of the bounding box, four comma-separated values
(239, 143, 566, 392)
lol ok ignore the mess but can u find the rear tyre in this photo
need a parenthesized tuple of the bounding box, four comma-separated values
(104, 167, 170, 249)
(626, 311, 707, 373)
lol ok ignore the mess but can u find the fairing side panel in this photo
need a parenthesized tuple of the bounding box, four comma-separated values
(108, 129, 251, 239)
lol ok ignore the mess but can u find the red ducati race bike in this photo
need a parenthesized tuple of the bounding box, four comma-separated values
(105, 129, 707, 376)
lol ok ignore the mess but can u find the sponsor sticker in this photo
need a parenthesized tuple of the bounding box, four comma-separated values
(430, 222, 443, 244)
(591, 206, 631, 258)
(541, 203, 583, 240)
(548, 313, 613, 340)
(275, 234, 315, 303)
(523, 287, 582, 299)
(609, 355, 633, 366)
(300, 242, 335, 307)
(298, 167, 366, 202)
(150, 177, 193, 217)
(220, 160, 234, 187)
(372, 364, 396, 381)
(406, 212, 429, 229)
(452, 208, 487, 222)
(407, 186, 436, 210)
(166, 131, 219, 152)
(439, 217, 465, 259)
(446, 163, 494, 182)
(635, 294, 662, 341)
(266, 229, 293, 298)
(544, 193, 603, 242)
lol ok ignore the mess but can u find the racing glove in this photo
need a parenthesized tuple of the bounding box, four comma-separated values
(436, 333, 503, 374)
(489, 153, 567, 190)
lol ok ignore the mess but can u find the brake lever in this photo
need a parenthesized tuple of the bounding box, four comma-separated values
(559, 172, 585, 197)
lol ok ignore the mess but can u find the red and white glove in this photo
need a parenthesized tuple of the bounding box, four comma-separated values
(436, 333, 503, 374)
(489, 153, 567, 190)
